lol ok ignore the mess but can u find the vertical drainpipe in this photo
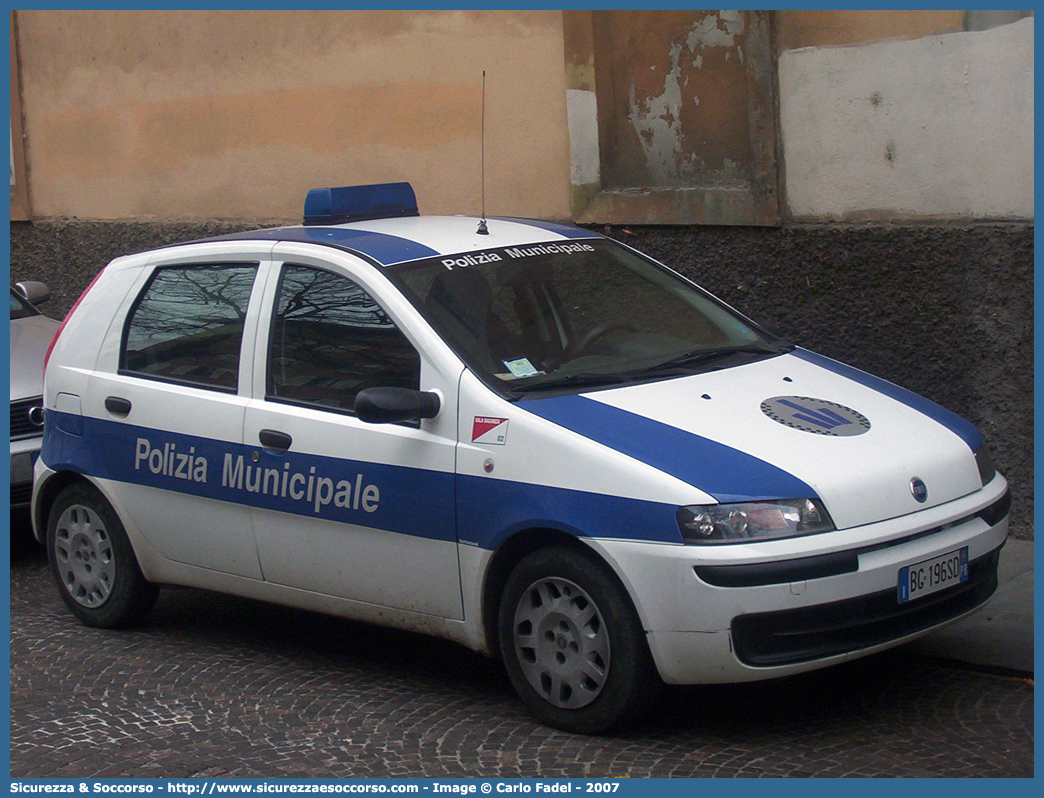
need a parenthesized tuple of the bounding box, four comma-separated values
(768, 11, 788, 226)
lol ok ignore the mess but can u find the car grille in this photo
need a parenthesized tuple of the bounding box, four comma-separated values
(10, 481, 33, 508)
(731, 546, 1001, 667)
(10, 397, 44, 440)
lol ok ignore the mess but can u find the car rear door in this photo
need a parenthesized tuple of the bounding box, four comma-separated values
(85, 243, 273, 579)
(242, 244, 465, 619)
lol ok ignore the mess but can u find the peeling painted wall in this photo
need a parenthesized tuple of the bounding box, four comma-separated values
(779, 18, 1034, 221)
(15, 10, 572, 221)
(568, 10, 777, 226)
(599, 10, 758, 190)
(624, 11, 749, 187)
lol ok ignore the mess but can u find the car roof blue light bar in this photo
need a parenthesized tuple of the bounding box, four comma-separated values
(303, 182, 419, 226)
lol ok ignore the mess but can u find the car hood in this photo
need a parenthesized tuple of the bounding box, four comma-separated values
(10, 314, 60, 401)
(521, 348, 984, 530)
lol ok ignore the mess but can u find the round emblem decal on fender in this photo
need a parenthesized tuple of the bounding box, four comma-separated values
(910, 478, 928, 503)
(761, 396, 871, 437)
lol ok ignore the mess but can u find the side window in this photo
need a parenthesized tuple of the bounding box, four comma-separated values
(121, 264, 258, 391)
(268, 264, 420, 414)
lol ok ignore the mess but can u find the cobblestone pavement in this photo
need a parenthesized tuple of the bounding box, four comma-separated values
(10, 527, 1034, 779)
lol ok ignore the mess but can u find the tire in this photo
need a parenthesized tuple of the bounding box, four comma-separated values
(498, 546, 659, 734)
(47, 482, 158, 628)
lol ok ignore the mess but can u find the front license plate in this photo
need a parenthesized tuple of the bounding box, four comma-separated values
(898, 547, 969, 603)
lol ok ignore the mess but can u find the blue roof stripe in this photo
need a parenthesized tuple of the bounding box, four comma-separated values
(792, 349, 983, 452)
(522, 394, 817, 504)
(205, 226, 441, 266)
(206, 219, 598, 265)
(489, 217, 603, 240)
(286, 226, 441, 264)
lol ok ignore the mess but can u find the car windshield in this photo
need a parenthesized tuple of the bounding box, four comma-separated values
(390, 238, 789, 396)
(10, 289, 38, 321)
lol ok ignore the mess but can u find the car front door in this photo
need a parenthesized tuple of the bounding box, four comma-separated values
(242, 245, 464, 619)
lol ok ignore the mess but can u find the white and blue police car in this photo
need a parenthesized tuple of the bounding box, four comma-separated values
(33, 183, 1009, 733)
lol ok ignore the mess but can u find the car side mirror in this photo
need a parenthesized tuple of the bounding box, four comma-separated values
(14, 280, 51, 306)
(354, 387, 441, 424)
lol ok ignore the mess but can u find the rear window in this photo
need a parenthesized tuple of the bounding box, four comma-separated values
(120, 264, 258, 391)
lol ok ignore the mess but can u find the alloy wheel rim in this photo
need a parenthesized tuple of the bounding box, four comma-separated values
(54, 504, 115, 607)
(512, 576, 610, 709)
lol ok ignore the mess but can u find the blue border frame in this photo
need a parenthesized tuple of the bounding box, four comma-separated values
(5, 2, 1039, 790)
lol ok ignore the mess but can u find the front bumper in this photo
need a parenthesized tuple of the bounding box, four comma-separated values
(730, 545, 999, 666)
(590, 474, 1010, 684)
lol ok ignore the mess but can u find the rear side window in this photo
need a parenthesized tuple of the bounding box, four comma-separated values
(121, 264, 258, 391)
(268, 264, 420, 414)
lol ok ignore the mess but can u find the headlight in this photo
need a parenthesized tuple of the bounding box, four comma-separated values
(677, 499, 835, 544)
(975, 444, 997, 486)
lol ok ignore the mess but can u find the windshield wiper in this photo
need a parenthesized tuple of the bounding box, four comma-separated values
(637, 343, 789, 376)
(511, 372, 630, 394)
(511, 343, 790, 394)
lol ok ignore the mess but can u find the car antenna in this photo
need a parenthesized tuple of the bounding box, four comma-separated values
(477, 70, 489, 235)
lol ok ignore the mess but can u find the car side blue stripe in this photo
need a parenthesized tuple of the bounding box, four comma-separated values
(456, 475, 682, 549)
(41, 413, 683, 549)
(42, 413, 457, 542)
(521, 395, 818, 503)
(791, 349, 983, 452)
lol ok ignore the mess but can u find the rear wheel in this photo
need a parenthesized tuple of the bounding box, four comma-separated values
(47, 482, 158, 628)
(498, 546, 659, 734)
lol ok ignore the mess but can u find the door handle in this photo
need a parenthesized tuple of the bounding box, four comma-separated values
(105, 396, 132, 416)
(258, 429, 293, 453)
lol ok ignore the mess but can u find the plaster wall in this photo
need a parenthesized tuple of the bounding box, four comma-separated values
(779, 18, 1033, 221)
(15, 10, 572, 222)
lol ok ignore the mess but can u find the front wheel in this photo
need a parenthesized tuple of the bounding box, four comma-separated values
(47, 482, 158, 628)
(498, 546, 659, 734)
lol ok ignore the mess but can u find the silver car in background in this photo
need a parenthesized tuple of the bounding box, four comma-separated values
(10, 281, 60, 510)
